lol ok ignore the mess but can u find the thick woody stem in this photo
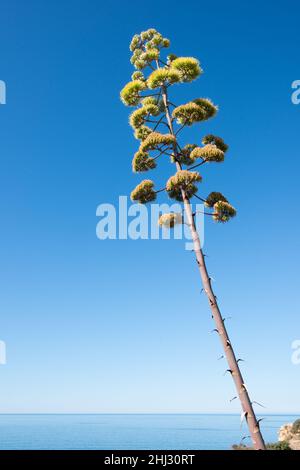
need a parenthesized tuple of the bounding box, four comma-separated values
(161, 85, 266, 450)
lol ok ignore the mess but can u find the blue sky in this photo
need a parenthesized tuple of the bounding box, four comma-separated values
(0, 0, 299, 416)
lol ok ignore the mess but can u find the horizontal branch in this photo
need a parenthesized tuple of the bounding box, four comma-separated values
(188, 160, 207, 170)
(159, 58, 168, 67)
(175, 124, 186, 136)
(153, 145, 171, 160)
(145, 118, 170, 129)
(193, 210, 214, 216)
(141, 93, 161, 98)
(193, 194, 207, 203)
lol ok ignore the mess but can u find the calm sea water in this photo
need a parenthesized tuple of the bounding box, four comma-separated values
(0, 414, 298, 450)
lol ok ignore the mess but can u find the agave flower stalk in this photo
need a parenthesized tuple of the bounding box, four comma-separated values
(121, 28, 266, 450)
(161, 85, 266, 450)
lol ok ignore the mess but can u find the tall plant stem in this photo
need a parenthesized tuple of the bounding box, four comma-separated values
(161, 85, 266, 450)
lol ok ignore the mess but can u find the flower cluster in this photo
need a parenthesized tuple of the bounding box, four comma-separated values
(172, 98, 217, 125)
(213, 201, 236, 222)
(172, 144, 197, 165)
(129, 29, 170, 70)
(130, 180, 156, 204)
(205, 192, 228, 208)
(193, 99, 218, 119)
(140, 132, 176, 152)
(202, 134, 228, 152)
(141, 96, 161, 114)
(172, 102, 205, 126)
(158, 212, 183, 228)
(131, 71, 146, 82)
(190, 144, 225, 162)
(134, 125, 153, 141)
(120, 80, 146, 106)
(129, 108, 148, 129)
(170, 57, 202, 82)
(129, 98, 160, 130)
(166, 170, 202, 201)
(147, 68, 181, 89)
(167, 54, 177, 65)
(121, 28, 237, 226)
(132, 150, 156, 172)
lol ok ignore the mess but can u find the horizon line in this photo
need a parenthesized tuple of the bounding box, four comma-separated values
(0, 412, 298, 416)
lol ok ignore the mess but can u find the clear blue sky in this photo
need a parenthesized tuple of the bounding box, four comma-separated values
(0, 0, 299, 415)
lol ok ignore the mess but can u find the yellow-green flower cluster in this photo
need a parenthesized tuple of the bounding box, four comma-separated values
(190, 144, 225, 162)
(172, 98, 217, 125)
(132, 150, 156, 172)
(158, 212, 183, 228)
(172, 103, 203, 126)
(205, 192, 228, 208)
(140, 132, 176, 152)
(167, 54, 178, 65)
(129, 34, 141, 52)
(123, 30, 236, 219)
(134, 125, 152, 141)
(202, 134, 228, 153)
(193, 99, 218, 119)
(129, 99, 160, 130)
(130, 48, 148, 70)
(129, 29, 170, 69)
(130, 180, 156, 204)
(140, 96, 156, 106)
(120, 80, 146, 106)
(131, 48, 160, 69)
(213, 201, 236, 223)
(131, 71, 145, 82)
(170, 57, 202, 82)
(172, 144, 197, 166)
(147, 68, 181, 89)
(140, 97, 160, 115)
(129, 108, 148, 129)
(166, 170, 202, 201)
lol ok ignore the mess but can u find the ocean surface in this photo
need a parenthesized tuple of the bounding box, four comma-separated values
(0, 414, 298, 450)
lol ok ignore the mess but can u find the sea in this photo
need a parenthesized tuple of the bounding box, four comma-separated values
(0, 414, 297, 450)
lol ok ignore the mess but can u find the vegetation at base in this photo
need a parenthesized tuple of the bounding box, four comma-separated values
(232, 441, 292, 451)
(292, 419, 300, 434)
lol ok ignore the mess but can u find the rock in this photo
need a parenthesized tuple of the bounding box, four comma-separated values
(289, 437, 300, 451)
(279, 423, 293, 442)
(278, 420, 300, 450)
